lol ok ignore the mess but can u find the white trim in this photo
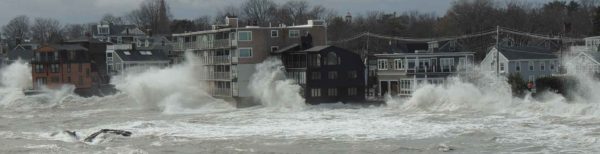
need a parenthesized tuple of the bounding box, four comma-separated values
(238, 47, 253, 58)
(270, 46, 279, 52)
(238, 31, 252, 41)
(271, 30, 279, 38)
(289, 30, 300, 38)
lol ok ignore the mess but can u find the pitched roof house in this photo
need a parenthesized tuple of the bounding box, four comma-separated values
(481, 46, 559, 82)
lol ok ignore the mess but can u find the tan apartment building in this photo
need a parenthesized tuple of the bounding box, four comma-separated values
(171, 16, 327, 103)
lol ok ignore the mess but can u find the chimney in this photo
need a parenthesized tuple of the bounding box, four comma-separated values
(300, 32, 313, 50)
(226, 16, 238, 28)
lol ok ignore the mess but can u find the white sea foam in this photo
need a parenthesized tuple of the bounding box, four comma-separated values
(248, 57, 305, 110)
(110, 52, 233, 114)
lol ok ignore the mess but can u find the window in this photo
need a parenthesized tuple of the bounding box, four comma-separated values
(79, 76, 83, 85)
(348, 88, 358, 96)
(550, 62, 555, 70)
(140, 51, 153, 55)
(309, 54, 321, 67)
(516, 62, 521, 72)
(500, 62, 505, 71)
(67, 76, 71, 83)
(540, 62, 545, 71)
(51, 64, 59, 73)
(289, 30, 300, 38)
(107, 53, 113, 61)
(325, 52, 340, 65)
(328, 71, 338, 79)
(79, 63, 83, 72)
(311, 72, 321, 80)
(348, 71, 357, 79)
(311, 88, 321, 97)
(394, 59, 404, 70)
(271, 30, 279, 37)
(51, 76, 59, 83)
(328, 88, 338, 96)
(440, 58, 455, 72)
(271, 46, 279, 53)
(35, 64, 44, 73)
(529, 61, 534, 71)
(238, 31, 252, 41)
(35, 77, 47, 87)
(529, 75, 535, 82)
(239, 48, 253, 58)
(98, 27, 109, 35)
(86, 68, 90, 77)
(117, 37, 123, 44)
(378, 59, 388, 70)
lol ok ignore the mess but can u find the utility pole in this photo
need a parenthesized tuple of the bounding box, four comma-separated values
(496, 25, 500, 76)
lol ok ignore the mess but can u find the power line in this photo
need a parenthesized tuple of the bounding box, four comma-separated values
(330, 26, 585, 44)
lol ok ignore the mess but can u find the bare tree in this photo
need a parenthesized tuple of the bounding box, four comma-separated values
(63, 24, 85, 40)
(241, 0, 277, 26)
(100, 14, 125, 25)
(2, 15, 30, 45)
(31, 18, 62, 43)
(194, 15, 212, 30)
(127, 0, 171, 35)
(214, 5, 241, 24)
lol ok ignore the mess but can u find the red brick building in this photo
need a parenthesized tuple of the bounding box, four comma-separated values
(31, 44, 93, 90)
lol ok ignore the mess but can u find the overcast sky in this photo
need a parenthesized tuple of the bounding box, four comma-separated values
(0, 0, 553, 27)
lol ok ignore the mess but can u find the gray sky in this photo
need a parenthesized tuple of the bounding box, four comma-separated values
(0, 0, 553, 27)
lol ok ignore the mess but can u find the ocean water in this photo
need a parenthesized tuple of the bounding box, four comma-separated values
(1, 57, 600, 154)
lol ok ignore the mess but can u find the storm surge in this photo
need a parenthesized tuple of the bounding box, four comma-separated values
(110, 52, 232, 114)
(249, 58, 305, 110)
(0, 60, 78, 110)
(388, 67, 600, 117)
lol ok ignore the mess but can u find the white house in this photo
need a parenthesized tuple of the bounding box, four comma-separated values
(106, 44, 170, 75)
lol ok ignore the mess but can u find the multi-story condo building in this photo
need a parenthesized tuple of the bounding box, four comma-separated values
(171, 16, 327, 103)
(31, 44, 93, 90)
(373, 40, 475, 96)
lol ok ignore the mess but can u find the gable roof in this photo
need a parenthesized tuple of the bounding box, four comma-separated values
(495, 46, 557, 60)
(7, 47, 34, 61)
(578, 51, 600, 63)
(304, 45, 333, 52)
(114, 50, 169, 62)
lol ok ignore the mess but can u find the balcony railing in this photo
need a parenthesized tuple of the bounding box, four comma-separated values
(203, 56, 231, 65)
(172, 39, 231, 51)
(203, 72, 231, 80)
(212, 88, 232, 96)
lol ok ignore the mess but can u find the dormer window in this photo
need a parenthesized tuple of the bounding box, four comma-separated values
(98, 25, 110, 35)
(145, 40, 150, 47)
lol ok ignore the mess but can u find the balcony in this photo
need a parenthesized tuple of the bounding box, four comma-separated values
(172, 39, 231, 51)
(203, 72, 231, 80)
(203, 56, 231, 65)
(212, 88, 232, 97)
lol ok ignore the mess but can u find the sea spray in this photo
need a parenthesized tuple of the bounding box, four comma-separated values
(249, 57, 305, 110)
(111, 52, 232, 114)
(387, 65, 600, 116)
(0, 60, 32, 89)
(0, 61, 79, 110)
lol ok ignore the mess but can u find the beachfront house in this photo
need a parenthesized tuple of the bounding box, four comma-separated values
(481, 46, 559, 82)
(373, 40, 475, 96)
